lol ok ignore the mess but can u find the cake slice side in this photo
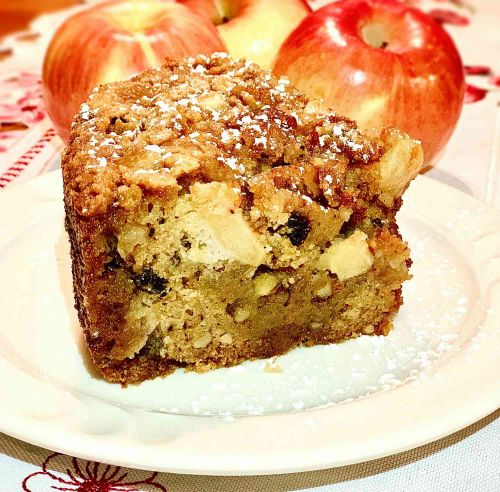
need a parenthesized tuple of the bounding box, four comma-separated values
(62, 53, 422, 384)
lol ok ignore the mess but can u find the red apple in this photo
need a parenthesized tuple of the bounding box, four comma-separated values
(180, 0, 311, 69)
(43, 0, 226, 141)
(273, 0, 465, 165)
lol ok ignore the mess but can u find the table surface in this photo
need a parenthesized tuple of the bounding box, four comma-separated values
(0, 1, 498, 491)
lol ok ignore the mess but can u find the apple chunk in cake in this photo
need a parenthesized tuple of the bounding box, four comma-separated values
(62, 53, 422, 384)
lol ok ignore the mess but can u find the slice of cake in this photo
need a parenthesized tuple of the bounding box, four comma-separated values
(62, 53, 422, 385)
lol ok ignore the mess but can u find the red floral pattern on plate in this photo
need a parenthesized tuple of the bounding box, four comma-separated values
(22, 453, 168, 492)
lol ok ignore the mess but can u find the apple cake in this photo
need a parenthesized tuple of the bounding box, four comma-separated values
(62, 53, 423, 385)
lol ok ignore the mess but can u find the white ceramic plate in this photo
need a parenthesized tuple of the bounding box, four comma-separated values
(0, 171, 499, 475)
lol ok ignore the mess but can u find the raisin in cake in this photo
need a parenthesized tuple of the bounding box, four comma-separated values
(62, 53, 423, 385)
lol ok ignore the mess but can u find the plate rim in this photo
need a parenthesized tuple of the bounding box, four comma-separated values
(0, 170, 499, 476)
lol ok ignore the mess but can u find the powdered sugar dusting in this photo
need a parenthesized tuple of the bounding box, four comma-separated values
(74, 52, 379, 198)
(87, 209, 477, 417)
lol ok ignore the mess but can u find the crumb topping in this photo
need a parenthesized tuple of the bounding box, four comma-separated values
(63, 53, 385, 217)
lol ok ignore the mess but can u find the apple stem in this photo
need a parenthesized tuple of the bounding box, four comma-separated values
(214, 0, 233, 25)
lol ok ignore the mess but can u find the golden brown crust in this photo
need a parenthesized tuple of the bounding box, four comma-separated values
(62, 53, 387, 218)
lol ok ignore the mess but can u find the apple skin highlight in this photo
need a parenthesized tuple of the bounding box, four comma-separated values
(273, 0, 465, 165)
(181, 0, 311, 69)
(43, 0, 226, 141)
